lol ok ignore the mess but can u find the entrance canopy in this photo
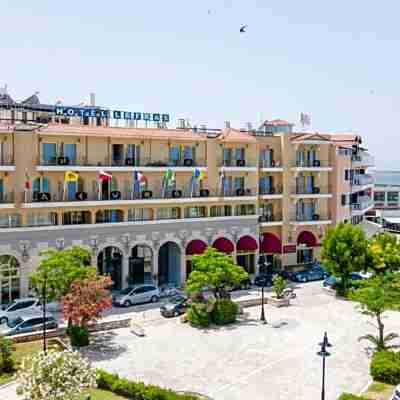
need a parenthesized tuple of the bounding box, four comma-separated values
(297, 231, 317, 247)
(237, 235, 258, 251)
(260, 233, 282, 254)
(213, 237, 234, 254)
(186, 239, 207, 255)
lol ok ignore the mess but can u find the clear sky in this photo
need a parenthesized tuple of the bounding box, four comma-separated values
(1, 0, 399, 168)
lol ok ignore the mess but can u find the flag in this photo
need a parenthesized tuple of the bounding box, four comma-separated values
(193, 168, 201, 179)
(199, 170, 207, 181)
(99, 170, 112, 181)
(64, 171, 79, 182)
(24, 169, 31, 190)
(165, 168, 175, 184)
(136, 171, 146, 185)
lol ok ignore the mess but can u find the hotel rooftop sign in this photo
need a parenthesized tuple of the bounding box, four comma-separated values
(55, 106, 170, 122)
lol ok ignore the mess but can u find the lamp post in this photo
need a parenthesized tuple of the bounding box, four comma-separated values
(258, 255, 267, 324)
(42, 274, 47, 354)
(317, 332, 332, 400)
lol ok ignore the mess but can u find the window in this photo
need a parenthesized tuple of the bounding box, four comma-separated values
(184, 207, 206, 218)
(387, 192, 399, 203)
(260, 176, 273, 194)
(222, 148, 232, 166)
(42, 143, 57, 164)
(297, 248, 313, 264)
(0, 214, 20, 228)
(341, 194, 347, 206)
(169, 146, 181, 166)
(374, 192, 385, 202)
(33, 177, 49, 193)
(27, 213, 57, 226)
(210, 205, 232, 217)
(126, 144, 141, 166)
(183, 146, 195, 161)
(234, 176, 245, 190)
(63, 143, 76, 164)
(235, 204, 255, 216)
(112, 144, 124, 166)
(156, 207, 180, 220)
(128, 208, 152, 222)
(235, 147, 245, 161)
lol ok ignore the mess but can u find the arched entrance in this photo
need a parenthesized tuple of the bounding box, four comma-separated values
(185, 239, 207, 279)
(236, 235, 258, 274)
(212, 237, 234, 254)
(260, 232, 282, 268)
(297, 231, 317, 264)
(0, 255, 20, 305)
(158, 242, 181, 286)
(97, 246, 123, 291)
(129, 245, 153, 286)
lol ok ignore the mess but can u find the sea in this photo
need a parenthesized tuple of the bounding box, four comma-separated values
(374, 171, 400, 186)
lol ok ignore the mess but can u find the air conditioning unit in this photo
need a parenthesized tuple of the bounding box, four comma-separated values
(236, 188, 245, 196)
(258, 215, 267, 223)
(141, 190, 153, 199)
(312, 214, 320, 221)
(172, 190, 182, 198)
(125, 158, 135, 166)
(57, 157, 69, 166)
(312, 187, 321, 194)
(183, 158, 193, 167)
(75, 192, 88, 201)
(38, 192, 51, 202)
(236, 159, 245, 167)
(200, 189, 210, 197)
(313, 160, 321, 167)
(110, 191, 121, 200)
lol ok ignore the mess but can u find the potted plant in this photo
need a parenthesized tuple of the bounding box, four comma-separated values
(268, 275, 290, 307)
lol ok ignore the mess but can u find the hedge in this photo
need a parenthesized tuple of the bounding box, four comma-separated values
(337, 394, 368, 400)
(370, 350, 400, 385)
(97, 369, 201, 400)
(210, 299, 239, 325)
(187, 302, 211, 327)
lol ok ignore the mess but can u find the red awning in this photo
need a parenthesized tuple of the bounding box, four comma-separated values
(213, 237, 234, 254)
(237, 235, 258, 251)
(186, 239, 207, 256)
(260, 233, 282, 254)
(297, 231, 317, 247)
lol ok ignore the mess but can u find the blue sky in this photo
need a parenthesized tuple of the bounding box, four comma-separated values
(1, 0, 399, 168)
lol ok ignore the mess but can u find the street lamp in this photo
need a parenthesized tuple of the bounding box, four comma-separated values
(257, 256, 267, 324)
(42, 274, 48, 354)
(317, 332, 332, 400)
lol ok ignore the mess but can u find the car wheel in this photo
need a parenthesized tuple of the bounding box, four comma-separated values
(302, 277, 307, 283)
(150, 295, 159, 303)
(124, 300, 132, 307)
(173, 310, 179, 317)
(0, 317, 7, 324)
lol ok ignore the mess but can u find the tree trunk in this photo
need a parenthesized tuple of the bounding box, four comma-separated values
(376, 312, 385, 350)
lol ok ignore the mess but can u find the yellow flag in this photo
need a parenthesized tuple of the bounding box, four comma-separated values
(65, 171, 79, 182)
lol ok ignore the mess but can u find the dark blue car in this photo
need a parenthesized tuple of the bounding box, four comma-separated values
(292, 264, 330, 283)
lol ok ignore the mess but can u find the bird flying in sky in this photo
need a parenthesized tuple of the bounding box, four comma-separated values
(240, 25, 247, 33)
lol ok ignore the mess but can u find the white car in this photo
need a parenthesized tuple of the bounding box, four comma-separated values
(113, 285, 160, 307)
(0, 298, 41, 324)
(390, 385, 400, 400)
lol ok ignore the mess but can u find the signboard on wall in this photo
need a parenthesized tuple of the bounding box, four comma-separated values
(283, 245, 297, 254)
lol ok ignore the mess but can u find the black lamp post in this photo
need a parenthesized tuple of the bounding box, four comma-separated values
(42, 274, 47, 354)
(317, 332, 332, 400)
(258, 256, 267, 324)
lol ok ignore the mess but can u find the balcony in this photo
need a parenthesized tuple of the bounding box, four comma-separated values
(351, 197, 374, 214)
(290, 212, 332, 225)
(291, 186, 332, 199)
(259, 186, 283, 199)
(36, 156, 207, 172)
(351, 174, 374, 190)
(291, 160, 332, 172)
(218, 159, 257, 172)
(0, 192, 15, 208)
(351, 152, 374, 168)
(259, 160, 283, 172)
(0, 154, 15, 171)
(258, 213, 283, 226)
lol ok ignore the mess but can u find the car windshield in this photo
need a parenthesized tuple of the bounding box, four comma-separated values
(5, 301, 18, 311)
(119, 287, 133, 295)
(7, 316, 23, 328)
(170, 296, 186, 304)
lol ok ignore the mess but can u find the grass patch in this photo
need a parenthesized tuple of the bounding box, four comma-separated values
(363, 381, 395, 400)
(0, 339, 63, 386)
(82, 388, 128, 399)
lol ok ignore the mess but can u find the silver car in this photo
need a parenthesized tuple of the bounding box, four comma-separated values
(113, 285, 160, 307)
(390, 385, 400, 400)
(0, 311, 58, 336)
(0, 298, 41, 324)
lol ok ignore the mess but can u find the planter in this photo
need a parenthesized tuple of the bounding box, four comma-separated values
(266, 295, 290, 307)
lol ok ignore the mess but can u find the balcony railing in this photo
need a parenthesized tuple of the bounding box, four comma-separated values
(290, 212, 331, 222)
(39, 156, 206, 168)
(259, 160, 282, 168)
(259, 186, 283, 195)
(0, 192, 14, 204)
(0, 155, 14, 165)
(292, 160, 330, 168)
(292, 186, 330, 195)
(351, 152, 374, 167)
(351, 174, 374, 186)
(351, 197, 374, 211)
(219, 159, 256, 168)
(258, 213, 283, 223)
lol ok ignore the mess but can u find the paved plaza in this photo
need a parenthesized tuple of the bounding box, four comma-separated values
(81, 282, 400, 400)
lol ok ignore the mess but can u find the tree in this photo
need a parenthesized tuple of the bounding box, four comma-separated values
(186, 247, 248, 299)
(368, 232, 400, 274)
(17, 350, 97, 400)
(62, 270, 112, 328)
(29, 246, 93, 303)
(272, 275, 287, 299)
(350, 276, 400, 351)
(321, 223, 368, 295)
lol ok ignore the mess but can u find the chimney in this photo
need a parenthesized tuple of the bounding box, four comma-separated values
(177, 119, 186, 129)
(89, 93, 96, 106)
(224, 121, 231, 128)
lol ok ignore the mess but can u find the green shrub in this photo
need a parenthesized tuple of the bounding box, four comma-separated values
(337, 393, 368, 400)
(69, 325, 89, 347)
(272, 275, 287, 299)
(210, 299, 239, 325)
(370, 350, 400, 385)
(187, 302, 211, 327)
(96, 369, 200, 399)
(0, 336, 14, 373)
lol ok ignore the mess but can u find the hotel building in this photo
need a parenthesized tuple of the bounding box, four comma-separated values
(0, 87, 374, 304)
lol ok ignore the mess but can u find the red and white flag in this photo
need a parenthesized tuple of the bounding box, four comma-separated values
(99, 170, 112, 181)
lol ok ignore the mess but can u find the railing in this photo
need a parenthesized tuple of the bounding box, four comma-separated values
(292, 160, 330, 168)
(0, 155, 14, 165)
(290, 212, 331, 222)
(259, 186, 283, 195)
(218, 159, 256, 167)
(0, 192, 14, 203)
(258, 213, 283, 223)
(351, 152, 374, 166)
(259, 160, 282, 168)
(39, 156, 207, 168)
(351, 174, 374, 186)
(351, 197, 374, 211)
(291, 186, 330, 195)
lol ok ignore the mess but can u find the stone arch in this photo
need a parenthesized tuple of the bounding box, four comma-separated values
(129, 244, 154, 285)
(158, 241, 182, 287)
(97, 245, 124, 291)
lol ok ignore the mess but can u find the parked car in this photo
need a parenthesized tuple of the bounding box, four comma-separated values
(292, 265, 330, 283)
(113, 285, 160, 307)
(160, 295, 189, 318)
(227, 277, 252, 291)
(0, 298, 41, 324)
(254, 274, 273, 287)
(390, 385, 400, 400)
(322, 272, 364, 287)
(0, 311, 58, 336)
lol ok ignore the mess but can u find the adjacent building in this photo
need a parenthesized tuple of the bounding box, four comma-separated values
(0, 87, 374, 304)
